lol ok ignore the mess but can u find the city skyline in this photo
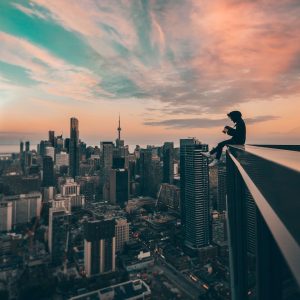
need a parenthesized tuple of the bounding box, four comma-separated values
(1, 0, 300, 147)
(0, 2, 299, 299)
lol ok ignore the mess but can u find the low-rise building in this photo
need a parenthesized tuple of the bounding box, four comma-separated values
(68, 279, 151, 300)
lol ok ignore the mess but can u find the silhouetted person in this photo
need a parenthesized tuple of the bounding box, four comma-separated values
(204, 111, 246, 167)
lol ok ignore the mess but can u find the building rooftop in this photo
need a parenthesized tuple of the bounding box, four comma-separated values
(227, 144, 300, 288)
(68, 280, 151, 300)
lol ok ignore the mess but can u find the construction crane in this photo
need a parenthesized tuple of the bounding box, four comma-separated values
(155, 184, 163, 208)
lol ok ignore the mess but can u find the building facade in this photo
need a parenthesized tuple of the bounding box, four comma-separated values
(180, 139, 210, 248)
(84, 219, 116, 277)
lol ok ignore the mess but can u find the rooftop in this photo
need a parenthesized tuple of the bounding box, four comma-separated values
(227, 144, 300, 287)
(68, 279, 151, 300)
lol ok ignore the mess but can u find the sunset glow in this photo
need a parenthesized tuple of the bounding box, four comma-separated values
(0, 0, 300, 146)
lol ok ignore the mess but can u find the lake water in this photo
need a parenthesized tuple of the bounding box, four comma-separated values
(0, 144, 150, 154)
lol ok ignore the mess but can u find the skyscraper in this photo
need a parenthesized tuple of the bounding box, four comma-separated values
(55, 134, 64, 153)
(25, 141, 30, 152)
(19, 141, 24, 155)
(84, 219, 116, 277)
(109, 169, 129, 206)
(43, 156, 54, 187)
(69, 118, 79, 178)
(139, 148, 152, 196)
(48, 201, 70, 266)
(180, 138, 210, 249)
(60, 178, 85, 208)
(101, 142, 114, 172)
(48, 130, 55, 147)
(45, 146, 55, 161)
(180, 138, 200, 227)
(162, 142, 174, 184)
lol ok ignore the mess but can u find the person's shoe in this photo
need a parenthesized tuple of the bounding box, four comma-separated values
(209, 159, 219, 167)
(201, 152, 211, 158)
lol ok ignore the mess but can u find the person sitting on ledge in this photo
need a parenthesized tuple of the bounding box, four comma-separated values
(203, 110, 246, 167)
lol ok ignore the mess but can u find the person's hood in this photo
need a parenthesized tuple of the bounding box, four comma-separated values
(227, 111, 242, 123)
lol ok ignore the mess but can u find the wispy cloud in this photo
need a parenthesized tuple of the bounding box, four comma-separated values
(0, 31, 111, 102)
(7, 0, 300, 112)
(0, 0, 299, 144)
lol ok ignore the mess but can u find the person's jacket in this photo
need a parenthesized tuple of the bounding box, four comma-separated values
(225, 118, 246, 144)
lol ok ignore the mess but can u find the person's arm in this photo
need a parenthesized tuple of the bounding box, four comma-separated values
(225, 126, 236, 137)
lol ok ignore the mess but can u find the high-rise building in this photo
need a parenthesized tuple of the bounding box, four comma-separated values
(55, 152, 69, 169)
(20, 141, 24, 155)
(162, 142, 174, 184)
(64, 138, 70, 153)
(48, 130, 55, 147)
(101, 142, 114, 173)
(112, 157, 125, 169)
(226, 145, 300, 299)
(149, 157, 163, 197)
(39, 140, 52, 156)
(115, 218, 130, 253)
(60, 178, 85, 208)
(52, 195, 71, 212)
(69, 117, 80, 178)
(139, 149, 152, 196)
(55, 135, 64, 153)
(25, 141, 30, 152)
(48, 200, 70, 266)
(43, 156, 54, 187)
(217, 162, 227, 212)
(180, 138, 210, 248)
(158, 183, 180, 212)
(109, 169, 129, 206)
(84, 219, 116, 277)
(2, 192, 42, 226)
(180, 138, 201, 227)
(45, 146, 55, 161)
(42, 186, 55, 202)
(212, 211, 227, 244)
(0, 202, 13, 232)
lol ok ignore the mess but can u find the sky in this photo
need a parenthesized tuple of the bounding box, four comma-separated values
(0, 0, 300, 147)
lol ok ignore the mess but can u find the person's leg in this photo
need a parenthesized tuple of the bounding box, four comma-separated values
(215, 141, 226, 159)
(208, 140, 232, 167)
(210, 147, 217, 155)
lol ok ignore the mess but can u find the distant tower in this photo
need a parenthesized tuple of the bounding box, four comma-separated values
(162, 142, 174, 184)
(42, 156, 54, 187)
(25, 141, 30, 152)
(69, 118, 79, 178)
(116, 115, 124, 149)
(20, 141, 24, 154)
(118, 114, 121, 141)
(48, 130, 55, 147)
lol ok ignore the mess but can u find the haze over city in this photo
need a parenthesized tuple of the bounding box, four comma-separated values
(1, 0, 300, 146)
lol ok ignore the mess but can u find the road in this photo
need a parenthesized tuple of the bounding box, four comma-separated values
(154, 257, 205, 300)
